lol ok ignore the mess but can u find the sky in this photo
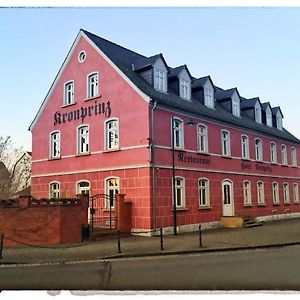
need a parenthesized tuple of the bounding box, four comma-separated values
(1, 6, 300, 151)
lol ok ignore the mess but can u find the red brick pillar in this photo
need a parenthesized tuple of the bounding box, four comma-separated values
(18, 196, 30, 208)
(116, 194, 132, 234)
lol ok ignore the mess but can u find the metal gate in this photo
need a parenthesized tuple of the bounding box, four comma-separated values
(89, 194, 117, 230)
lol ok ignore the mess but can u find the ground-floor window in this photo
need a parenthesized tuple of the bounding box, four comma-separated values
(283, 183, 290, 204)
(105, 177, 119, 209)
(257, 181, 265, 205)
(49, 182, 60, 199)
(272, 182, 280, 204)
(293, 183, 299, 204)
(174, 176, 185, 208)
(77, 181, 90, 195)
(243, 180, 252, 206)
(199, 178, 210, 207)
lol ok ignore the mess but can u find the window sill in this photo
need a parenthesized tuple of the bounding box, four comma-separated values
(283, 202, 291, 205)
(255, 160, 263, 163)
(61, 102, 76, 108)
(76, 152, 90, 157)
(243, 204, 253, 207)
(292, 165, 298, 168)
(197, 151, 210, 156)
(172, 207, 188, 212)
(241, 158, 250, 161)
(257, 203, 266, 207)
(84, 95, 102, 102)
(198, 206, 212, 210)
(281, 164, 288, 167)
(221, 155, 232, 159)
(174, 147, 185, 152)
(103, 148, 121, 153)
(294, 202, 300, 205)
(49, 156, 61, 161)
(271, 162, 278, 166)
(273, 203, 280, 206)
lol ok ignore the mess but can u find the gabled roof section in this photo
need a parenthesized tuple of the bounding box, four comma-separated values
(168, 64, 192, 80)
(272, 106, 284, 118)
(215, 88, 240, 102)
(191, 76, 214, 90)
(133, 54, 168, 72)
(240, 97, 261, 110)
(261, 102, 272, 111)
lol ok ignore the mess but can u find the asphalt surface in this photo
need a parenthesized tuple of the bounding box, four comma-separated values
(2, 218, 300, 265)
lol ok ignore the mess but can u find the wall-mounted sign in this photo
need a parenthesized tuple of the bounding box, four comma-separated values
(54, 100, 111, 126)
(241, 161, 272, 173)
(178, 152, 211, 165)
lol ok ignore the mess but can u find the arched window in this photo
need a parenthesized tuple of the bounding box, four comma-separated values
(105, 177, 119, 209)
(241, 135, 249, 159)
(172, 117, 184, 150)
(270, 142, 277, 164)
(257, 181, 265, 205)
(272, 182, 279, 204)
(199, 178, 210, 207)
(283, 183, 290, 204)
(77, 125, 89, 154)
(77, 181, 90, 196)
(87, 72, 99, 98)
(105, 119, 119, 150)
(50, 131, 60, 159)
(255, 138, 263, 161)
(243, 181, 252, 205)
(281, 144, 288, 165)
(49, 182, 60, 199)
(197, 124, 208, 153)
(221, 130, 231, 156)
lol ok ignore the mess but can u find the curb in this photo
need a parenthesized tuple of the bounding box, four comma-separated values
(102, 241, 300, 260)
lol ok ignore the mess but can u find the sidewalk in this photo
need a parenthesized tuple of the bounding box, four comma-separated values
(2, 218, 300, 265)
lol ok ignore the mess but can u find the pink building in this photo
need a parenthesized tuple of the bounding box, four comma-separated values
(30, 29, 300, 234)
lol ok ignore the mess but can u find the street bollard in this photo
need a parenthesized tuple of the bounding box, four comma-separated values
(0, 234, 3, 260)
(117, 231, 122, 254)
(160, 228, 164, 251)
(199, 225, 203, 248)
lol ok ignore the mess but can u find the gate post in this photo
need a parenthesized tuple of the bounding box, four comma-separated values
(115, 194, 132, 234)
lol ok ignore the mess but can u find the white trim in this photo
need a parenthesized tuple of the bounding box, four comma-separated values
(198, 177, 210, 207)
(104, 176, 120, 209)
(76, 180, 91, 195)
(221, 129, 231, 157)
(255, 137, 263, 161)
(76, 124, 90, 155)
(171, 116, 185, 150)
(49, 181, 60, 199)
(49, 130, 61, 159)
(172, 176, 186, 209)
(242, 180, 252, 206)
(63, 80, 75, 106)
(86, 71, 99, 99)
(270, 141, 277, 164)
(78, 50, 86, 63)
(222, 179, 235, 216)
(197, 123, 209, 154)
(31, 164, 150, 178)
(104, 117, 120, 151)
(256, 181, 265, 205)
(241, 134, 250, 160)
(272, 181, 280, 205)
(82, 31, 151, 103)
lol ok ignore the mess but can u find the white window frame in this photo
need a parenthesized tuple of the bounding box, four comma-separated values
(255, 138, 263, 161)
(172, 117, 184, 150)
(49, 181, 60, 199)
(204, 88, 214, 109)
(179, 78, 191, 100)
(291, 147, 297, 167)
(266, 110, 273, 127)
(199, 178, 210, 207)
(77, 125, 89, 155)
(283, 182, 290, 204)
(257, 181, 265, 205)
(293, 183, 299, 204)
(281, 144, 288, 165)
(197, 124, 208, 153)
(87, 72, 99, 99)
(64, 80, 74, 105)
(105, 177, 119, 209)
(221, 130, 231, 156)
(241, 135, 249, 160)
(272, 182, 280, 205)
(270, 142, 277, 164)
(76, 180, 90, 195)
(254, 104, 262, 124)
(105, 118, 119, 151)
(154, 68, 167, 92)
(232, 97, 240, 117)
(243, 180, 252, 206)
(49, 131, 61, 159)
(173, 176, 186, 209)
(276, 114, 283, 130)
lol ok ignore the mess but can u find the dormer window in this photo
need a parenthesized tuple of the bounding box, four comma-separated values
(254, 102, 262, 124)
(204, 88, 214, 108)
(154, 68, 167, 92)
(266, 109, 272, 127)
(180, 79, 191, 100)
(276, 114, 283, 130)
(232, 96, 240, 117)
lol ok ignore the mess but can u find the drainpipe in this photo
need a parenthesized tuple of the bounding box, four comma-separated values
(150, 100, 157, 233)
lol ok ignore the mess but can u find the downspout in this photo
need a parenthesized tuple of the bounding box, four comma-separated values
(150, 100, 157, 233)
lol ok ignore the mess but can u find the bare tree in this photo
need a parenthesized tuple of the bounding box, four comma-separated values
(0, 135, 31, 199)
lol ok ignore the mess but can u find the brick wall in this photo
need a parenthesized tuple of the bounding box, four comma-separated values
(0, 196, 88, 247)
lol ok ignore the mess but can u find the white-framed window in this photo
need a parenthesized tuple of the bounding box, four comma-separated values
(232, 97, 240, 117)
(276, 114, 283, 131)
(172, 117, 184, 150)
(281, 144, 288, 165)
(291, 147, 297, 167)
(272, 182, 279, 205)
(266, 109, 273, 127)
(49, 182, 60, 199)
(257, 181, 265, 205)
(199, 178, 210, 207)
(87, 72, 99, 98)
(243, 180, 252, 206)
(204, 88, 214, 109)
(283, 183, 290, 204)
(174, 176, 185, 208)
(270, 142, 277, 164)
(77, 181, 90, 195)
(64, 81, 74, 105)
(105, 119, 119, 150)
(78, 51, 86, 63)
(221, 130, 231, 156)
(105, 177, 119, 209)
(77, 125, 89, 154)
(241, 135, 249, 159)
(154, 68, 167, 92)
(197, 124, 208, 153)
(50, 131, 60, 159)
(293, 183, 299, 204)
(179, 79, 191, 100)
(254, 103, 262, 124)
(255, 138, 263, 161)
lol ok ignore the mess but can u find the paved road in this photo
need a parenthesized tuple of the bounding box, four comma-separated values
(2, 245, 300, 290)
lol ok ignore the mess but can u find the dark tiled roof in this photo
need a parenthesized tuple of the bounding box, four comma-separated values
(82, 29, 299, 144)
(191, 76, 211, 89)
(272, 106, 284, 118)
(133, 54, 163, 71)
(215, 88, 237, 102)
(240, 98, 259, 110)
(261, 102, 271, 111)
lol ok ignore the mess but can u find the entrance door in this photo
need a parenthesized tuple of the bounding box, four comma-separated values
(222, 180, 234, 216)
